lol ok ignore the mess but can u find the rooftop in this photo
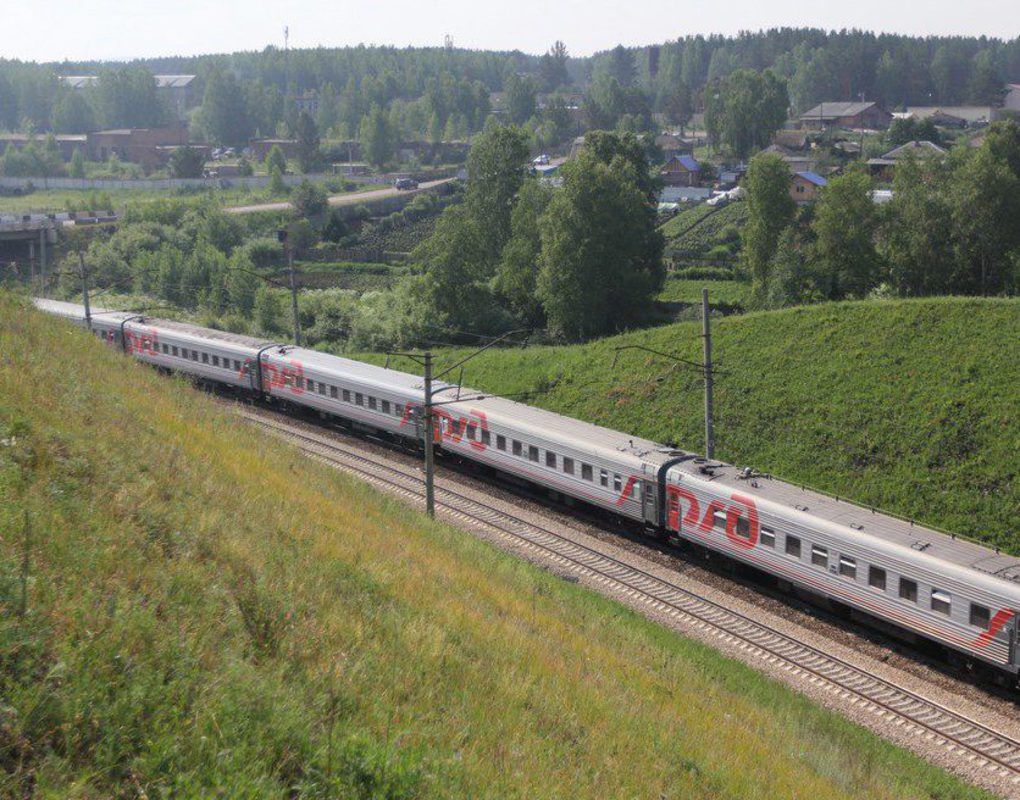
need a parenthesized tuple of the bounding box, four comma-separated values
(795, 171, 827, 187)
(800, 101, 881, 120)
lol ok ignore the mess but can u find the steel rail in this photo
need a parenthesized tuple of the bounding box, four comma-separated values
(239, 408, 1020, 782)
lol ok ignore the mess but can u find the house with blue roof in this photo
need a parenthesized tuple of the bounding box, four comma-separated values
(660, 154, 701, 187)
(791, 170, 827, 203)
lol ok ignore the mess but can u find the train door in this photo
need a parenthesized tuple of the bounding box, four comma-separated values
(642, 480, 656, 525)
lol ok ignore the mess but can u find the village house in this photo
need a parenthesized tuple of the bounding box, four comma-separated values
(790, 171, 827, 203)
(901, 106, 994, 127)
(866, 139, 947, 181)
(799, 101, 892, 130)
(660, 154, 701, 187)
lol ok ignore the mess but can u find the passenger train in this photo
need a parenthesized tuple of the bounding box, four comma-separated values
(34, 299, 1020, 685)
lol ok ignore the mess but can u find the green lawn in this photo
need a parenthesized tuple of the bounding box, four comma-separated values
(0, 293, 993, 799)
(366, 297, 1020, 554)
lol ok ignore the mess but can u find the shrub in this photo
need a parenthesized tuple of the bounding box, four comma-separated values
(671, 266, 735, 280)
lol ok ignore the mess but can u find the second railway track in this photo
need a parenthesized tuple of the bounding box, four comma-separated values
(239, 406, 1020, 792)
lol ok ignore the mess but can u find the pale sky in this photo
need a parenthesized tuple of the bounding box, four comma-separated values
(3, 0, 1018, 63)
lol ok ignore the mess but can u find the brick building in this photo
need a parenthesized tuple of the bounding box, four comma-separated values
(87, 123, 190, 168)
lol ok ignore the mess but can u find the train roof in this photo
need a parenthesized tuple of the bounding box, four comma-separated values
(440, 390, 685, 469)
(670, 458, 1020, 588)
(287, 346, 432, 394)
(36, 299, 1016, 586)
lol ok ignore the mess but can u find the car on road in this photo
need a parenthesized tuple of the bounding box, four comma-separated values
(394, 178, 419, 190)
(532, 154, 551, 165)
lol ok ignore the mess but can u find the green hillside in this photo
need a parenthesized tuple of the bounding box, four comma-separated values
(0, 295, 993, 799)
(372, 298, 1020, 553)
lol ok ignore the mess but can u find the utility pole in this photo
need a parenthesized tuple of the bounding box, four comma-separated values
(702, 288, 715, 460)
(423, 351, 435, 517)
(388, 328, 526, 520)
(278, 228, 301, 346)
(39, 228, 47, 297)
(77, 249, 92, 330)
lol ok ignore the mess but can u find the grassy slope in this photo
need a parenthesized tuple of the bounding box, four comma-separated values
(0, 295, 991, 799)
(657, 278, 753, 309)
(370, 298, 1019, 553)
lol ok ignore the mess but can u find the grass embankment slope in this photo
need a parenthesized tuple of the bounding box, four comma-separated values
(375, 298, 1019, 554)
(0, 299, 991, 798)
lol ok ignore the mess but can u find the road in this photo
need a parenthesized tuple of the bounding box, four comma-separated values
(225, 178, 455, 215)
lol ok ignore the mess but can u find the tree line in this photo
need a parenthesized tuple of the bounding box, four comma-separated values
(3, 29, 1018, 148)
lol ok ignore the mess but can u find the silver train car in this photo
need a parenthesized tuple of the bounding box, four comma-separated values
(35, 299, 1020, 682)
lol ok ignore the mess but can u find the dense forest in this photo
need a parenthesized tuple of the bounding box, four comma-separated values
(2, 29, 1018, 146)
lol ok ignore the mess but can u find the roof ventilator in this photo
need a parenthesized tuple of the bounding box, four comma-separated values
(911, 541, 931, 552)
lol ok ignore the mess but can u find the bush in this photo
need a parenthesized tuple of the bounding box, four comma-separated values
(292, 180, 329, 219)
(243, 237, 285, 269)
(671, 266, 735, 280)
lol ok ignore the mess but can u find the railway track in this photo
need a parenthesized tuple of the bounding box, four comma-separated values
(239, 407, 1020, 787)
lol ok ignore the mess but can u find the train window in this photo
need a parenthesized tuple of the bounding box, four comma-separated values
(234, 360, 242, 371)
(172, 346, 179, 356)
(899, 578, 918, 603)
(563, 457, 574, 475)
(381, 400, 390, 414)
(480, 430, 490, 446)
(466, 423, 477, 441)
(600, 469, 608, 487)
(760, 527, 775, 547)
(869, 566, 886, 590)
(838, 556, 857, 579)
(546, 451, 556, 468)
(785, 535, 801, 558)
(735, 515, 750, 539)
(202, 352, 209, 364)
(212, 355, 220, 366)
(931, 589, 951, 616)
(512, 440, 522, 456)
(528, 446, 539, 462)
(582, 463, 593, 481)
(713, 510, 727, 529)
(497, 435, 506, 451)
(613, 474, 622, 492)
(162, 343, 169, 354)
(368, 397, 377, 410)
(355, 393, 363, 406)
(394, 403, 403, 417)
(970, 603, 990, 629)
(811, 546, 828, 568)
(319, 383, 327, 396)
(191, 351, 199, 361)
(343, 389, 351, 402)
(330, 386, 338, 399)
